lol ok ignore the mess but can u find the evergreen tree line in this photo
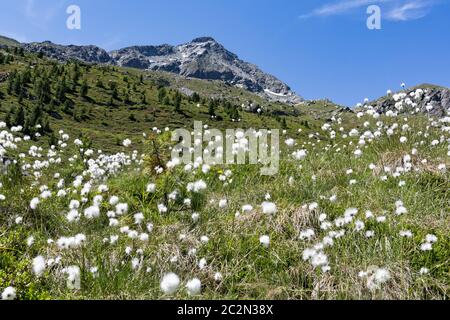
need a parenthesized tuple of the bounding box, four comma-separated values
(5, 103, 51, 136)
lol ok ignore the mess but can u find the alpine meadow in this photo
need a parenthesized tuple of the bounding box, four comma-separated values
(0, 6, 449, 301)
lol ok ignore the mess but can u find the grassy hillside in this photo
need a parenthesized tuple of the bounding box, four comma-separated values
(0, 46, 448, 300)
(0, 47, 350, 153)
(0, 36, 20, 48)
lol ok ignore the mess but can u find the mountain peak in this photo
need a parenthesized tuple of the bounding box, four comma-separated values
(190, 36, 217, 44)
(15, 35, 302, 104)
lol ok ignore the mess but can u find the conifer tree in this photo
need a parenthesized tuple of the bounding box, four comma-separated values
(158, 87, 167, 103)
(174, 92, 182, 112)
(56, 76, 67, 103)
(80, 79, 89, 98)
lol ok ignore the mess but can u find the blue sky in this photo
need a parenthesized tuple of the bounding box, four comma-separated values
(1, 0, 449, 106)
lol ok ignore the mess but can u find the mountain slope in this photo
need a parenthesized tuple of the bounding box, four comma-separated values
(367, 84, 450, 117)
(0, 47, 346, 152)
(0, 35, 20, 47)
(17, 36, 302, 104)
(22, 41, 111, 64)
(109, 37, 302, 104)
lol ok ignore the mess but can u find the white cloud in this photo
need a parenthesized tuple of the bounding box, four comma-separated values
(299, 0, 391, 18)
(20, 0, 68, 30)
(300, 0, 437, 21)
(386, 1, 434, 21)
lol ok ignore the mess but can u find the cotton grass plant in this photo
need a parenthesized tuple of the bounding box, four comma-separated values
(0, 87, 449, 300)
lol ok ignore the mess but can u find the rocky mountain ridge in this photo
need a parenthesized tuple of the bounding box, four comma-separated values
(20, 36, 302, 104)
(366, 84, 450, 117)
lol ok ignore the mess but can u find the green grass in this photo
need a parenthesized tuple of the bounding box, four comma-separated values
(0, 47, 448, 300)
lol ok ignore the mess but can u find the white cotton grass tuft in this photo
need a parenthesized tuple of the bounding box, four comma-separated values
(261, 201, 277, 215)
(185, 278, 202, 296)
(368, 268, 391, 290)
(97, 184, 108, 193)
(139, 233, 149, 242)
(69, 200, 80, 210)
(285, 138, 295, 147)
(131, 258, 141, 270)
(109, 196, 119, 206)
(310, 252, 328, 268)
(191, 212, 200, 223)
(115, 203, 128, 215)
(84, 206, 100, 219)
(365, 230, 375, 238)
(146, 183, 156, 193)
(134, 212, 145, 224)
(425, 234, 438, 243)
(218, 199, 228, 208)
(26, 236, 35, 247)
(354, 220, 365, 231)
(420, 234, 437, 251)
(299, 229, 315, 240)
(214, 272, 223, 282)
(187, 180, 207, 193)
(198, 258, 207, 270)
(419, 267, 429, 275)
(302, 247, 329, 270)
(308, 202, 318, 211)
(1, 286, 16, 300)
(399, 230, 413, 238)
(344, 207, 358, 217)
(63, 265, 81, 290)
(122, 139, 132, 147)
(259, 235, 270, 248)
(160, 272, 180, 295)
(157, 203, 168, 213)
(395, 200, 407, 215)
(32, 255, 46, 277)
(30, 197, 40, 210)
(360, 267, 391, 290)
(292, 149, 307, 160)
